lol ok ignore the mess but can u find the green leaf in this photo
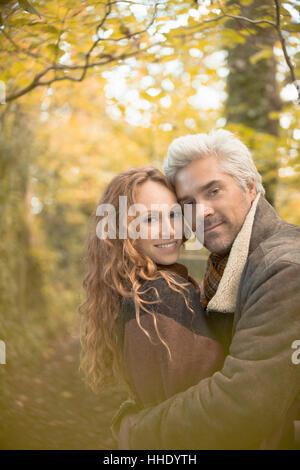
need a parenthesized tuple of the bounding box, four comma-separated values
(249, 47, 273, 65)
(46, 43, 64, 60)
(40, 24, 59, 35)
(18, 0, 41, 18)
(284, 24, 300, 33)
(268, 111, 281, 120)
(7, 18, 27, 27)
(221, 29, 246, 46)
(239, 0, 254, 5)
(119, 24, 131, 36)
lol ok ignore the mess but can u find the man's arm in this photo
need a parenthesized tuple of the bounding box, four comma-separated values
(122, 257, 300, 449)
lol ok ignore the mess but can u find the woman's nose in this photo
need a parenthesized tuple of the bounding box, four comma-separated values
(160, 215, 175, 239)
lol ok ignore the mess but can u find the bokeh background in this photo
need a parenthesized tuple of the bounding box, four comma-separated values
(0, 0, 299, 449)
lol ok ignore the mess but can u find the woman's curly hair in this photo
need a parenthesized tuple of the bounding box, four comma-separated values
(78, 166, 194, 396)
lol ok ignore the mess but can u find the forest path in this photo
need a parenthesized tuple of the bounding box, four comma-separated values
(0, 333, 127, 450)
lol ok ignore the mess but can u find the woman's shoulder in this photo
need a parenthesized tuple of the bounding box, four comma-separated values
(146, 270, 196, 289)
(117, 274, 199, 352)
(117, 271, 216, 348)
(137, 272, 198, 303)
(119, 271, 202, 325)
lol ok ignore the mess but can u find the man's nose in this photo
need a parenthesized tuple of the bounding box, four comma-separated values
(193, 201, 215, 222)
(203, 205, 214, 217)
(193, 197, 214, 218)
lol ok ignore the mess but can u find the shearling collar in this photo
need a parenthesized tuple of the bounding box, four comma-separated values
(206, 193, 261, 314)
(248, 195, 282, 256)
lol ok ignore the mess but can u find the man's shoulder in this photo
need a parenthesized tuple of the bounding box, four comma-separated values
(249, 196, 300, 266)
(235, 218, 300, 333)
(257, 219, 300, 267)
(242, 217, 300, 290)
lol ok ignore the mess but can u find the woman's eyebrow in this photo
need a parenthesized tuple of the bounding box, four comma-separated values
(142, 209, 161, 216)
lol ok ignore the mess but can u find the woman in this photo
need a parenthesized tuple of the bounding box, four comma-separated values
(79, 166, 224, 446)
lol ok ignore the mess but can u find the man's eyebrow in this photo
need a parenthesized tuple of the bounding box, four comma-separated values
(178, 179, 222, 202)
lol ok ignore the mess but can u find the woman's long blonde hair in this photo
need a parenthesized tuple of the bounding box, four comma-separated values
(79, 166, 194, 396)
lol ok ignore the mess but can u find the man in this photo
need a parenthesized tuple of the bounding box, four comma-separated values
(111, 129, 300, 450)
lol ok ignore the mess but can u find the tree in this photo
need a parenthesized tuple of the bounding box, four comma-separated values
(224, 0, 284, 204)
(0, 0, 160, 102)
(1, 1, 298, 105)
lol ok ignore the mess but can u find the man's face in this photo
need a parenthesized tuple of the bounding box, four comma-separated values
(174, 155, 257, 255)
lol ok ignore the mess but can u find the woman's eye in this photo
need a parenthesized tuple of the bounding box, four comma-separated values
(170, 211, 182, 219)
(144, 215, 157, 223)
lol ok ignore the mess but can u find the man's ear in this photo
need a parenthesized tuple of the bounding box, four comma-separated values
(246, 178, 257, 200)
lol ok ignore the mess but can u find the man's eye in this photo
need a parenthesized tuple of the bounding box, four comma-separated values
(210, 188, 219, 197)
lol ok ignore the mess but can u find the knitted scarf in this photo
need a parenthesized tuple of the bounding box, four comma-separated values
(201, 252, 229, 309)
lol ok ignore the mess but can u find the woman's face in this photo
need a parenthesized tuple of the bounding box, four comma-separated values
(132, 180, 183, 265)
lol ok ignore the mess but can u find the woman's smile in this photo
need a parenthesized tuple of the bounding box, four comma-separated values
(154, 240, 180, 250)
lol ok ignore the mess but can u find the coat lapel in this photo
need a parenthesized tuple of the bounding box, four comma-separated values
(206, 193, 261, 314)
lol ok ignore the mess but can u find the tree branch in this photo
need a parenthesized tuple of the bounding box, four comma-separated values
(274, 0, 300, 105)
(5, 41, 161, 102)
(1, 29, 43, 60)
(4, 0, 159, 102)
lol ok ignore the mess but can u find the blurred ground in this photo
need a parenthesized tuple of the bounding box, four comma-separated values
(0, 333, 127, 450)
(0, 256, 207, 450)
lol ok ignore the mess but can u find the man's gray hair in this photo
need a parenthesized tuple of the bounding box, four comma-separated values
(163, 129, 265, 195)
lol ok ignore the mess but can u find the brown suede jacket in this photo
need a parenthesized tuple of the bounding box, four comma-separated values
(116, 263, 224, 408)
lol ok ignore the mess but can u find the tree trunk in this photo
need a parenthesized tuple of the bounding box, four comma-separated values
(225, 0, 282, 205)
